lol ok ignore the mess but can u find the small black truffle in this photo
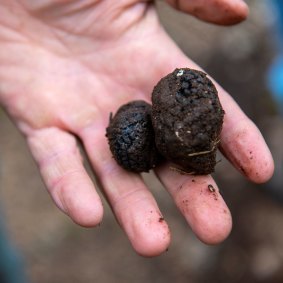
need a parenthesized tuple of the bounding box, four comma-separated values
(151, 68, 224, 174)
(106, 100, 161, 173)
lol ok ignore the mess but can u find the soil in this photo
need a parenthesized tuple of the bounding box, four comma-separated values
(106, 100, 160, 172)
(152, 68, 224, 174)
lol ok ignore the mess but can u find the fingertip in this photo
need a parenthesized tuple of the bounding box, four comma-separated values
(117, 206, 171, 257)
(166, 0, 249, 25)
(218, 0, 249, 26)
(131, 220, 171, 257)
(187, 192, 233, 245)
(27, 127, 105, 228)
(236, 0, 249, 19)
(232, 145, 274, 185)
(196, 208, 232, 245)
(68, 201, 104, 228)
(53, 177, 104, 228)
(169, 176, 232, 246)
(248, 153, 274, 185)
(134, 238, 171, 258)
(221, 119, 275, 184)
(62, 189, 104, 228)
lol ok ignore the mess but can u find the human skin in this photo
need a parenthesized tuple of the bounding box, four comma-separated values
(0, 0, 273, 257)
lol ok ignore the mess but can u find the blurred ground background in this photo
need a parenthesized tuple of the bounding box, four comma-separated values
(1, 0, 283, 282)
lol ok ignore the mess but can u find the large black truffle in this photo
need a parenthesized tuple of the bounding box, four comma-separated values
(106, 100, 161, 173)
(151, 68, 224, 174)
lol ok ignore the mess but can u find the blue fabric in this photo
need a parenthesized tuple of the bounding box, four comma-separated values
(271, 0, 283, 52)
(272, 0, 283, 33)
(267, 0, 283, 115)
(267, 55, 283, 115)
(0, 217, 29, 283)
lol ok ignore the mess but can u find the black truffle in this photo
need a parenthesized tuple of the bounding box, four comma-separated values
(151, 68, 224, 174)
(106, 100, 161, 173)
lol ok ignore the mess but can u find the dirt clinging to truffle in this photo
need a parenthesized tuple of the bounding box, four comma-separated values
(151, 68, 224, 174)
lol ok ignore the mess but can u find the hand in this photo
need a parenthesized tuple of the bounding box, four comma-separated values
(0, 0, 273, 257)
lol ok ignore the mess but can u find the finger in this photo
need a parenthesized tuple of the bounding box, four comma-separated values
(156, 164, 232, 244)
(27, 127, 103, 227)
(216, 85, 274, 184)
(166, 0, 249, 25)
(146, 45, 274, 183)
(79, 122, 171, 257)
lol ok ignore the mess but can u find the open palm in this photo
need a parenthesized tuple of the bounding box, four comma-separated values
(0, 0, 273, 256)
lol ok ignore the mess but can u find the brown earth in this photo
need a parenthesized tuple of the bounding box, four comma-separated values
(1, 1, 283, 282)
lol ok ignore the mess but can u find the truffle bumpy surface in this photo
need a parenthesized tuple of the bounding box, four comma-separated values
(151, 68, 224, 174)
(106, 100, 160, 173)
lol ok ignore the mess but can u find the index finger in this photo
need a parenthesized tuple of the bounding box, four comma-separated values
(166, 57, 275, 183)
(216, 84, 274, 183)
